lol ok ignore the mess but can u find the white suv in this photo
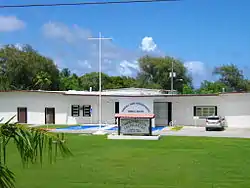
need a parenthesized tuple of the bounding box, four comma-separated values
(205, 116, 226, 131)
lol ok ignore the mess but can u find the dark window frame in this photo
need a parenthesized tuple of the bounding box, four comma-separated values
(193, 106, 217, 119)
(83, 105, 91, 117)
(71, 105, 80, 117)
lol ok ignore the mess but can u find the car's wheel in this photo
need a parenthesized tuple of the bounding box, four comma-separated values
(206, 127, 209, 131)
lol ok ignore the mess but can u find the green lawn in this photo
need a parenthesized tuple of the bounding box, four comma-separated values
(7, 135, 250, 188)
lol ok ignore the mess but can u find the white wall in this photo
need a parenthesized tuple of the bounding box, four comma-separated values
(168, 94, 250, 128)
(0, 92, 121, 125)
(65, 95, 98, 125)
(169, 95, 221, 126)
(219, 94, 250, 128)
(0, 92, 68, 124)
(66, 95, 116, 125)
(1, 91, 250, 128)
(119, 98, 154, 114)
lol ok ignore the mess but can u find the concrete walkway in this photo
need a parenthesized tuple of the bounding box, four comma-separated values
(159, 127, 250, 138)
(42, 125, 250, 139)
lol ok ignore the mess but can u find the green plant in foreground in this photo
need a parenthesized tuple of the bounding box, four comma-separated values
(0, 115, 72, 188)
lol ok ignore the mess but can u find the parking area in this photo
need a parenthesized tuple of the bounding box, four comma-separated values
(159, 126, 250, 138)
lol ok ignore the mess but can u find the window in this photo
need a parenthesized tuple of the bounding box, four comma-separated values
(71, 105, 80, 117)
(83, 105, 91, 117)
(194, 106, 217, 118)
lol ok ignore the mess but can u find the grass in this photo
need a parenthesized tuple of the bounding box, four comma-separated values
(6, 135, 250, 188)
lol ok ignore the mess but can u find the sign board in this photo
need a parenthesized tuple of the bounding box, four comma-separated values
(119, 99, 153, 114)
(120, 118, 150, 135)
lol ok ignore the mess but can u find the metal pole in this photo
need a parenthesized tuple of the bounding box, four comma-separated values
(171, 61, 174, 94)
(98, 32, 102, 129)
(88, 33, 112, 131)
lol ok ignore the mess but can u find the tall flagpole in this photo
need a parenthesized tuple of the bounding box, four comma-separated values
(88, 32, 112, 133)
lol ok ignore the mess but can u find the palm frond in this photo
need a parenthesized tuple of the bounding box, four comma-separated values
(0, 164, 15, 188)
(12, 124, 72, 166)
(0, 116, 72, 188)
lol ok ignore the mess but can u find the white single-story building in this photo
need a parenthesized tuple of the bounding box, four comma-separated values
(0, 88, 249, 128)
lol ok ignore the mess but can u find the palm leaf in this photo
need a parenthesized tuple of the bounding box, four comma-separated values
(0, 164, 15, 188)
(0, 116, 72, 188)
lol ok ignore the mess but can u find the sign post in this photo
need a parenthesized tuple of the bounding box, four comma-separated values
(107, 114, 160, 140)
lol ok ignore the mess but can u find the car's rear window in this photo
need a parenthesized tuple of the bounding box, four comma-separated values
(207, 117, 220, 120)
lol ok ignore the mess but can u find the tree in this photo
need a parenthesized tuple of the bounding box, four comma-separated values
(59, 69, 82, 91)
(137, 55, 192, 91)
(182, 84, 195, 94)
(0, 116, 72, 188)
(106, 76, 138, 89)
(79, 72, 111, 91)
(33, 71, 52, 90)
(0, 45, 60, 91)
(197, 80, 228, 94)
(60, 68, 71, 78)
(213, 64, 248, 91)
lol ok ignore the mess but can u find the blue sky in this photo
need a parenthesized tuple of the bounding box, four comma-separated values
(0, 0, 250, 87)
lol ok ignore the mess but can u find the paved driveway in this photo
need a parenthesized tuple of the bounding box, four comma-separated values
(159, 127, 250, 138)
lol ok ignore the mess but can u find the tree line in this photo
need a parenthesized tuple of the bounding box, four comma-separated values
(0, 44, 249, 94)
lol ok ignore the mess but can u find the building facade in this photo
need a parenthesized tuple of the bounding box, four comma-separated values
(0, 88, 250, 128)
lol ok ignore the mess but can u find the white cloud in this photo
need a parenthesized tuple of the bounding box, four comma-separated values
(0, 16, 25, 32)
(14, 43, 24, 51)
(78, 60, 92, 69)
(140, 36, 157, 52)
(184, 61, 213, 88)
(41, 21, 210, 87)
(42, 22, 157, 77)
(119, 60, 139, 76)
(42, 22, 91, 43)
(184, 61, 206, 75)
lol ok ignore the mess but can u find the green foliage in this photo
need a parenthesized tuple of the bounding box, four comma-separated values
(79, 72, 110, 91)
(197, 80, 228, 94)
(106, 76, 138, 89)
(0, 45, 60, 90)
(59, 69, 82, 91)
(0, 116, 72, 188)
(213, 64, 249, 92)
(33, 71, 52, 90)
(1, 44, 250, 94)
(182, 84, 195, 94)
(0, 164, 15, 188)
(137, 55, 192, 92)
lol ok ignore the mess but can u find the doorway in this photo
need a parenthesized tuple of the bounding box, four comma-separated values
(17, 107, 27, 123)
(115, 102, 119, 113)
(45, 107, 55, 124)
(153, 102, 172, 126)
(115, 102, 119, 124)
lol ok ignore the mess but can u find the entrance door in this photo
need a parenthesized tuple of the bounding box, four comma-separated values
(45, 108, 55, 124)
(17, 107, 27, 123)
(153, 102, 169, 126)
(115, 102, 119, 123)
